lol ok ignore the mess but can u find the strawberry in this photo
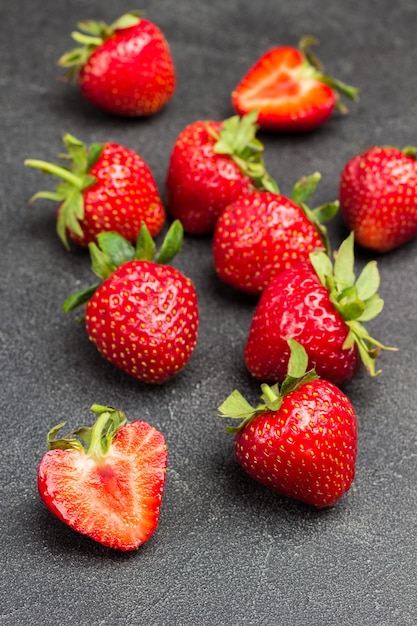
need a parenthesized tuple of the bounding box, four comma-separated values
(231, 36, 358, 132)
(212, 172, 339, 296)
(165, 111, 279, 235)
(244, 233, 396, 386)
(25, 133, 165, 249)
(57, 12, 176, 117)
(63, 221, 199, 384)
(219, 340, 357, 508)
(340, 146, 417, 252)
(38, 404, 167, 550)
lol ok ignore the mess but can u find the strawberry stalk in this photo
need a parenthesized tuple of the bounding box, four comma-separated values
(299, 36, 359, 112)
(208, 111, 280, 193)
(25, 134, 103, 248)
(218, 340, 318, 433)
(47, 404, 127, 460)
(63, 220, 184, 312)
(310, 232, 398, 376)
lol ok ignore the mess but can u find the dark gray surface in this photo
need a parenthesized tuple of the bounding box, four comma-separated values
(2, 1, 417, 624)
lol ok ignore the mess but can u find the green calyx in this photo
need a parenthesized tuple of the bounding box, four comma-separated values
(310, 232, 398, 377)
(299, 36, 359, 112)
(402, 146, 417, 159)
(208, 111, 280, 193)
(25, 133, 103, 249)
(209, 111, 338, 251)
(47, 404, 127, 461)
(63, 220, 184, 312)
(57, 11, 142, 79)
(290, 171, 339, 254)
(218, 339, 318, 433)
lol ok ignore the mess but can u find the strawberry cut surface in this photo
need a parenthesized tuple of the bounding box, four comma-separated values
(232, 47, 336, 131)
(38, 419, 167, 551)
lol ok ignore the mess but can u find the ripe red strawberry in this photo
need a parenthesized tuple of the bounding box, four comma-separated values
(219, 339, 357, 508)
(244, 233, 396, 386)
(340, 146, 417, 252)
(38, 404, 167, 550)
(25, 133, 165, 249)
(213, 172, 339, 296)
(165, 111, 279, 235)
(58, 12, 176, 116)
(64, 222, 199, 384)
(232, 37, 358, 132)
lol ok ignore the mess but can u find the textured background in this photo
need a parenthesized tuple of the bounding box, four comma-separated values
(1, 0, 417, 624)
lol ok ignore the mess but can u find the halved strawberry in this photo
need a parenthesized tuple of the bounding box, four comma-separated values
(232, 37, 358, 132)
(38, 404, 167, 551)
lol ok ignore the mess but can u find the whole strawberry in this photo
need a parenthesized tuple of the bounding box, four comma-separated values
(25, 133, 165, 249)
(219, 340, 357, 508)
(38, 404, 167, 550)
(58, 12, 176, 116)
(165, 111, 278, 235)
(340, 146, 417, 252)
(64, 222, 199, 384)
(244, 233, 396, 386)
(213, 172, 338, 296)
(231, 36, 358, 132)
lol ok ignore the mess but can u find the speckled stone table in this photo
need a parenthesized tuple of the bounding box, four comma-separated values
(2, 0, 416, 623)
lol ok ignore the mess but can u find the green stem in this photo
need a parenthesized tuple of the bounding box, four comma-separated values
(24, 159, 83, 189)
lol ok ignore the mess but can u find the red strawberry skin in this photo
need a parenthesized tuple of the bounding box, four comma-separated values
(85, 260, 199, 384)
(244, 262, 361, 385)
(340, 146, 417, 252)
(234, 378, 357, 507)
(38, 420, 167, 550)
(232, 47, 336, 132)
(62, 143, 165, 247)
(165, 120, 256, 235)
(213, 191, 324, 295)
(78, 19, 176, 116)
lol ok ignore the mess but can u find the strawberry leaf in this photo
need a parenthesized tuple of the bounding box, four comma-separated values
(333, 232, 355, 288)
(135, 222, 157, 261)
(25, 134, 99, 248)
(291, 172, 321, 206)
(211, 112, 280, 194)
(155, 220, 184, 264)
(355, 260, 380, 300)
(309, 234, 397, 376)
(46, 405, 127, 460)
(311, 201, 340, 224)
(62, 282, 100, 313)
(310, 249, 334, 285)
(97, 231, 136, 268)
(357, 294, 384, 322)
(219, 340, 317, 433)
